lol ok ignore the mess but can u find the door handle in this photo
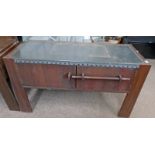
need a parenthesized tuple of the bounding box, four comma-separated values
(67, 72, 130, 81)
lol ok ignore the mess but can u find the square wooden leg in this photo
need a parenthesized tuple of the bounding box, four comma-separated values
(118, 64, 151, 117)
(4, 58, 32, 112)
(0, 67, 19, 111)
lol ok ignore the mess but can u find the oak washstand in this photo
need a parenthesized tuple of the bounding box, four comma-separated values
(3, 41, 151, 117)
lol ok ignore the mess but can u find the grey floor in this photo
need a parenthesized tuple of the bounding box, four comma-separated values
(0, 60, 154, 118)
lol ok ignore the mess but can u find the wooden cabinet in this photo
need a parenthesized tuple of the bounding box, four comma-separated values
(3, 41, 151, 117)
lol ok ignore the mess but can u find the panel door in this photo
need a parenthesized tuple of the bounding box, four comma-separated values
(76, 66, 137, 92)
(16, 63, 76, 90)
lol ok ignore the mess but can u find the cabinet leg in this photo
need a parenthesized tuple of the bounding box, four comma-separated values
(118, 64, 151, 117)
(4, 58, 32, 112)
(0, 68, 19, 111)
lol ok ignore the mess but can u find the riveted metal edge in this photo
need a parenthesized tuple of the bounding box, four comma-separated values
(14, 59, 140, 69)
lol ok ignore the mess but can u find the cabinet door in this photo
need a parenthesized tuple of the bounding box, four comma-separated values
(17, 64, 76, 90)
(76, 66, 136, 93)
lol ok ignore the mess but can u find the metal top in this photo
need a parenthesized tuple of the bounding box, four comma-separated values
(12, 41, 144, 68)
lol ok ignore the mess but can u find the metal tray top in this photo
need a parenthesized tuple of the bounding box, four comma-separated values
(12, 41, 144, 68)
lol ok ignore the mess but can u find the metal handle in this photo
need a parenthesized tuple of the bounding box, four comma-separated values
(68, 72, 130, 81)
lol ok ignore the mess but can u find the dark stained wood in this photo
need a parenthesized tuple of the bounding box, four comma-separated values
(16, 64, 76, 89)
(0, 37, 20, 110)
(118, 64, 151, 117)
(76, 66, 137, 92)
(0, 67, 19, 110)
(3, 41, 151, 117)
(0, 37, 18, 54)
(0, 36, 16, 40)
(3, 58, 32, 112)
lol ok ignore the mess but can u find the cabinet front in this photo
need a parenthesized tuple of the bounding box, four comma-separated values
(16, 64, 137, 92)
